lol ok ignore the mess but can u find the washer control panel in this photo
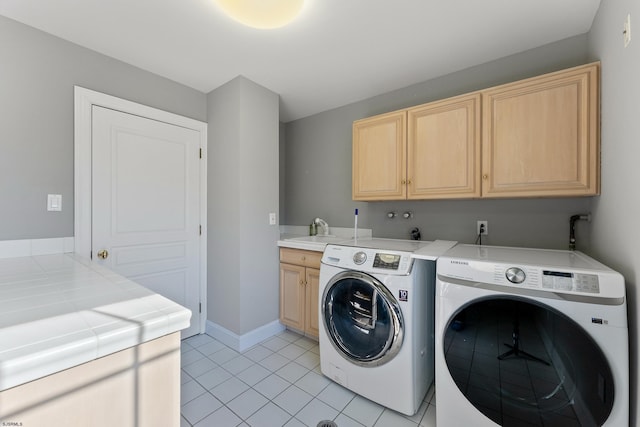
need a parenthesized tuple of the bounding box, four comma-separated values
(353, 251, 367, 265)
(323, 245, 413, 275)
(373, 253, 402, 270)
(505, 267, 526, 284)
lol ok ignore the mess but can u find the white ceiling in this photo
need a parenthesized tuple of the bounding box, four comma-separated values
(0, 0, 601, 122)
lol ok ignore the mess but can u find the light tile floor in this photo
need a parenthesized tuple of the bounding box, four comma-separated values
(180, 330, 437, 427)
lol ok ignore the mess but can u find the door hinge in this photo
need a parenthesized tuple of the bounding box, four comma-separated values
(90, 250, 92, 259)
(199, 225, 202, 235)
(199, 148, 202, 159)
(199, 303, 202, 313)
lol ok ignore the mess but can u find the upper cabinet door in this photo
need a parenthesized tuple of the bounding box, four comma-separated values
(407, 93, 481, 199)
(353, 111, 407, 200)
(482, 63, 599, 198)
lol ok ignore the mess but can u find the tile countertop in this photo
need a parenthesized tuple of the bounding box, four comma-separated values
(0, 253, 191, 391)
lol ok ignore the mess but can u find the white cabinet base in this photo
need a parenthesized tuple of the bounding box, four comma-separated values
(0, 333, 181, 427)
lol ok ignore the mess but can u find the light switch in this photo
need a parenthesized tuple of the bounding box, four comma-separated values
(47, 194, 62, 211)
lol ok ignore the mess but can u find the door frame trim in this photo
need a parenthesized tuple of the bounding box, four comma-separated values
(73, 86, 208, 334)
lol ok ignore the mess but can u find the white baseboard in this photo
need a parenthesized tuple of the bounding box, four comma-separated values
(205, 320, 285, 352)
(0, 237, 74, 259)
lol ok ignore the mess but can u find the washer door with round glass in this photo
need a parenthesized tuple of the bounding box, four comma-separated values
(322, 271, 403, 367)
(443, 297, 614, 426)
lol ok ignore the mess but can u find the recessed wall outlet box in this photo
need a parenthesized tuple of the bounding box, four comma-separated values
(477, 220, 488, 235)
(624, 14, 631, 47)
(47, 194, 62, 212)
(269, 212, 277, 225)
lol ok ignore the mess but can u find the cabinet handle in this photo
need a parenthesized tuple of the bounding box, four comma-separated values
(299, 279, 304, 285)
(401, 179, 406, 185)
(482, 174, 489, 180)
(301, 256, 306, 261)
(407, 179, 412, 185)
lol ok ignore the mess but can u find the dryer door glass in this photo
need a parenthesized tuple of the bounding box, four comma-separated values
(322, 271, 403, 366)
(443, 297, 614, 426)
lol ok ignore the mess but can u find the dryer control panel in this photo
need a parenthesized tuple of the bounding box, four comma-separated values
(490, 265, 601, 294)
(491, 265, 600, 293)
(436, 244, 626, 300)
(542, 270, 600, 293)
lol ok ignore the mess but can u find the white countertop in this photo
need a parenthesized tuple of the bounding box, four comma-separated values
(277, 235, 352, 251)
(278, 234, 457, 260)
(411, 240, 458, 260)
(278, 226, 374, 251)
(0, 253, 191, 391)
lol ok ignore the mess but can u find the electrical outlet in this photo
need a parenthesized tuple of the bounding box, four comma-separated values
(269, 212, 277, 225)
(477, 220, 488, 236)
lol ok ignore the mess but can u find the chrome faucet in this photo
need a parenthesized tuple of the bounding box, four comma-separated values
(314, 217, 330, 236)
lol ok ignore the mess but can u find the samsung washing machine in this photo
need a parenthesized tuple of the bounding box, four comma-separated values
(319, 238, 456, 416)
(435, 244, 628, 427)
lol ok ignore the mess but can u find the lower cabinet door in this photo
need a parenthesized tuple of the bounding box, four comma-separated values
(305, 267, 320, 338)
(279, 263, 305, 331)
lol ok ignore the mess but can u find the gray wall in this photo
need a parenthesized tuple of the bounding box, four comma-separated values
(283, 34, 594, 250)
(0, 16, 207, 241)
(207, 76, 280, 335)
(588, 1, 640, 424)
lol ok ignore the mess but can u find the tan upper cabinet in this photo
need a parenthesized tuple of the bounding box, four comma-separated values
(352, 94, 480, 200)
(352, 111, 406, 200)
(408, 93, 481, 199)
(482, 63, 599, 197)
(352, 62, 600, 201)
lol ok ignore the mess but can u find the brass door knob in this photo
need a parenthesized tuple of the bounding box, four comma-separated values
(482, 174, 489, 180)
(97, 249, 109, 260)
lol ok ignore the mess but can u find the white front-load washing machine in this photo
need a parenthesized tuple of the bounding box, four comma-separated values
(435, 244, 628, 427)
(319, 238, 456, 416)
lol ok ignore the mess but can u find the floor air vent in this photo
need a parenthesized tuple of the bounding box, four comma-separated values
(316, 421, 337, 427)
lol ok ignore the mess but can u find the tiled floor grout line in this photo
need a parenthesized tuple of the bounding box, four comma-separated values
(184, 368, 357, 425)
(183, 334, 308, 424)
(180, 330, 437, 427)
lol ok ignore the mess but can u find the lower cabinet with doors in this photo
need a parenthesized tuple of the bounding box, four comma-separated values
(279, 248, 321, 338)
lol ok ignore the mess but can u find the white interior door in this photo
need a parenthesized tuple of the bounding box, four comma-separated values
(91, 105, 202, 338)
